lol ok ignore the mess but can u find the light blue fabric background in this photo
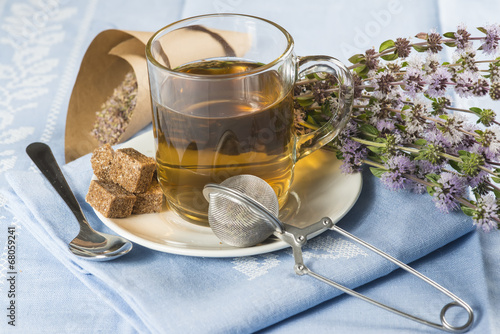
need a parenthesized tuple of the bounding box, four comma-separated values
(0, 0, 499, 333)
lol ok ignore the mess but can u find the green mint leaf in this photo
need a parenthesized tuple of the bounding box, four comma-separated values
(312, 73, 323, 81)
(297, 99, 314, 107)
(491, 176, 500, 183)
(461, 206, 475, 217)
(348, 54, 365, 64)
(414, 138, 427, 146)
(353, 64, 367, 73)
(379, 39, 395, 53)
(367, 146, 382, 154)
(412, 45, 428, 52)
(381, 53, 399, 61)
(360, 123, 380, 136)
(449, 160, 461, 172)
(426, 173, 440, 183)
(424, 94, 437, 102)
(395, 124, 406, 132)
(356, 65, 370, 77)
(427, 186, 435, 196)
(369, 167, 387, 178)
(443, 32, 456, 38)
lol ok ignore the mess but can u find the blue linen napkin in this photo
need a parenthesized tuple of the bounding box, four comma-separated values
(2, 152, 474, 333)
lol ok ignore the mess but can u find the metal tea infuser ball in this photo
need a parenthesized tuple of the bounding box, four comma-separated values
(203, 174, 474, 333)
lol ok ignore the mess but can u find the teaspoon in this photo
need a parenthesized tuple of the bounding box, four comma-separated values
(26, 142, 133, 261)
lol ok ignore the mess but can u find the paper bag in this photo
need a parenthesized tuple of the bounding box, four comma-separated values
(65, 28, 251, 162)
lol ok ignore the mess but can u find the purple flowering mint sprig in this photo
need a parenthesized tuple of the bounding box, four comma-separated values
(294, 24, 500, 232)
(426, 172, 468, 213)
(468, 193, 500, 232)
(478, 24, 500, 55)
(379, 155, 416, 191)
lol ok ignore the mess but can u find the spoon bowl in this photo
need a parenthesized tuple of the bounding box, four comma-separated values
(68, 236, 133, 260)
(68, 227, 133, 261)
(26, 142, 133, 261)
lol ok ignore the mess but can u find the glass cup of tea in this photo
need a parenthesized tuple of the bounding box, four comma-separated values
(146, 13, 353, 225)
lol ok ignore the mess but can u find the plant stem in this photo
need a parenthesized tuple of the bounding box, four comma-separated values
(404, 173, 434, 187)
(454, 196, 476, 210)
(445, 106, 500, 126)
(446, 106, 474, 113)
(486, 180, 500, 192)
(384, 107, 480, 138)
(351, 136, 498, 176)
(361, 159, 385, 169)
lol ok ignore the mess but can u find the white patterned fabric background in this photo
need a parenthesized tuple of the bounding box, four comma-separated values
(0, 0, 500, 333)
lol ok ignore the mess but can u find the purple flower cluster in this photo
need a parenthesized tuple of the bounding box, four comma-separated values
(473, 193, 499, 232)
(340, 139, 367, 174)
(480, 24, 500, 55)
(427, 30, 444, 53)
(439, 114, 468, 147)
(454, 23, 471, 50)
(454, 71, 479, 98)
(339, 120, 368, 174)
(451, 36, 477, 70)
(432, 172, 467, 213)
(413, 160, 442, 194)
(403, 67, 425, 98)
(402, 102, 430, 137)
(425, 67, 451, 98)
(373, 72, 396, 99)
(424, 124, 451, 149)
(381, 155, 415, 191)
(466, 169, 488, 189)
(480, 128, 500, 160)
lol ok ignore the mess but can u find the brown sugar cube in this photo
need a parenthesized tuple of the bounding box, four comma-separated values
(85, 180, 136, 218)
(90, 144, 114, 181)
(132, 178, 163, 214)
(109, 148, 156, 193)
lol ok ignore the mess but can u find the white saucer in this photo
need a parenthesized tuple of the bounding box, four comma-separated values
(93, 131, 363, 257)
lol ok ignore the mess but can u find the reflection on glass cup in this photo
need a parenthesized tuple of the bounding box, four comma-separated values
(146, 14, 353, 225)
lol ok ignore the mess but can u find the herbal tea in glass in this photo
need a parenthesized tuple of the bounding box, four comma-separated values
(146, 14, 353, 226)
(152, 60, 295, 224)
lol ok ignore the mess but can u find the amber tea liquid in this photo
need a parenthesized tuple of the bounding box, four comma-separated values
(152, 60, 295, 224)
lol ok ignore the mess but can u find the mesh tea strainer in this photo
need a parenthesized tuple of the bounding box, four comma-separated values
(203, 174, 474, 333)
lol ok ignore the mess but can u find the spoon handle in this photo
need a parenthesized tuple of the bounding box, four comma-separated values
(26, 142, 88, 225)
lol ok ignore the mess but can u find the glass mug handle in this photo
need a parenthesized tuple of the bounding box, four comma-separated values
(294, 55, 354, 161)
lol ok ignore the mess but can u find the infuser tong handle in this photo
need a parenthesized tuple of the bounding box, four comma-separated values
(278, 217, 474, 333)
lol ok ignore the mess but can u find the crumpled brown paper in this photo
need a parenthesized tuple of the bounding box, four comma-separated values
(65, 28, 250, 162)
(65, 30, 151, 162)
